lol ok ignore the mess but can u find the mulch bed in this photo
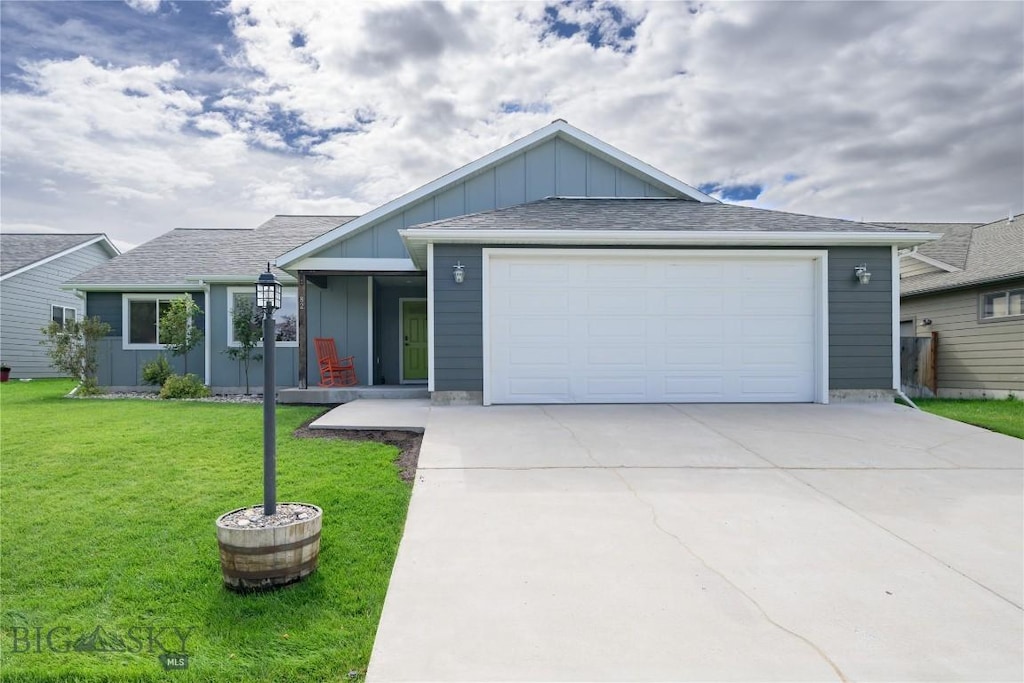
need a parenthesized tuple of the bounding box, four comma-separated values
(293, 415, 421, 483)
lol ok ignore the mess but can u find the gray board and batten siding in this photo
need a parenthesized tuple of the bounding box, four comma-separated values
(431, 244, 894, 394)
(312, 137, 677, 260)
(1, 241, 114, 378)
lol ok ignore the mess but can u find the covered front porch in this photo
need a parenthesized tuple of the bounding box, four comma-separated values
(290, 268, 428, 399)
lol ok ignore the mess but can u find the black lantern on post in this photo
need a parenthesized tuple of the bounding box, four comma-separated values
(256, 263, 282, 516)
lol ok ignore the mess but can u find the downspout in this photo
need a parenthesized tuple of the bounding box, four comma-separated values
(202, 280, 212, 388)
(891, 246, 918, 410)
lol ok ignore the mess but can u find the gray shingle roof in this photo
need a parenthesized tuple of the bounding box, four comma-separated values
(68, 216, 354, 287)
(901, 215, 1024, 296)
(408, 198, 923, 233)
(1, 233, 107, 276)
(883, 222, 980, 269)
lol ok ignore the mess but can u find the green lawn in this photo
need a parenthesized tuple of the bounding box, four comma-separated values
(916, 397, 1024, 439)
(0, 380, 411, 682)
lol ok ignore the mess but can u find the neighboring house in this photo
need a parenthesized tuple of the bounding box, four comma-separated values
(895, 215, 1024, 399)
(69, 120, 937, 403)
(0, 233, 119, 378)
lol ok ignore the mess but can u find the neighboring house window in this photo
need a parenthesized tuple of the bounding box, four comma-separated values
(51, 305, 77, 327)
(980, 288, 1024, 321)
(122, 294, 190, 349)
(226, 286, 299, 347)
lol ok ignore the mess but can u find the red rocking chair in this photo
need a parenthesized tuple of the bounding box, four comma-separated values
(313, 337, 359, 387)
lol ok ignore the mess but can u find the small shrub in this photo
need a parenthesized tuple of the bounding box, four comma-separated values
(40, 316, 111, 395)
(159, 374, 211, 399)
(141, 355, 173, 387)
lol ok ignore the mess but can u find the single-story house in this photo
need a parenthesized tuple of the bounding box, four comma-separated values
(1, 232, 119, 378)
(896, 215, 1023, 399)
(68, 120, 938, 404)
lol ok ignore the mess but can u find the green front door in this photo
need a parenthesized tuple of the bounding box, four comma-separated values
(401, 299, 428, 382)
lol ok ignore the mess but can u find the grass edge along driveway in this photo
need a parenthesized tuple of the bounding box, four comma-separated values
(916, 397, 1024, 439)
(0, 380, 411, 682)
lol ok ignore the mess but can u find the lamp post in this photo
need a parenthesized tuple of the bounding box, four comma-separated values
(256, 263, 282, 516)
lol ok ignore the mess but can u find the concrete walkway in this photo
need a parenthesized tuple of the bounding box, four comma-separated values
(362, 402, 1023, 682)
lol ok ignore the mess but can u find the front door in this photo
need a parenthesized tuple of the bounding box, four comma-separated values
(401, 299, 428, 383)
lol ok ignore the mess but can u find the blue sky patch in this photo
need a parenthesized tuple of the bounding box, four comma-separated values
(0, 1, 240, 93)
(698, 182, 764, 201)
(500, 101, 552, 115)
(541, 1, 642, 54)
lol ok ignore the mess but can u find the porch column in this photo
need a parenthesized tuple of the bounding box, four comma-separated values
(298, 272, 307, 389)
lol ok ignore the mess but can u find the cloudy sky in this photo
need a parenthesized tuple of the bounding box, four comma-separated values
(1, 0, 1021, 250)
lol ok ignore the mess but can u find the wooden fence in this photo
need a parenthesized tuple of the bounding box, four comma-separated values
(900, 332, 937, 397)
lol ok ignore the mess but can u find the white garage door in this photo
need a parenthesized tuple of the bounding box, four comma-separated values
(485, 250, 822, 404)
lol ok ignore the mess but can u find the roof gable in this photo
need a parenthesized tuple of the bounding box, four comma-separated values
(0, 233, 118, 281)
(901, 215, 1024, 296)
(67, 216, 353, 289)
(277, 120, 717, 268)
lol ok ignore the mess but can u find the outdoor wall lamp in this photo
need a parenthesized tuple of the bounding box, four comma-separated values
(256, 262, 282, 312)
(452, 262, 466, 284)
(854, 264, 872, 285)
(922, 318, 932, 326)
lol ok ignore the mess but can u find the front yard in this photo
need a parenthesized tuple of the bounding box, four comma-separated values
(0, 380, 411, 682)
(916, 397, 1024, 439)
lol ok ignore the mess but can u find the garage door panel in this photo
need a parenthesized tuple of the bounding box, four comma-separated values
(506, 263, 569, 283)
(584, 376, 647, 398)
(586, 291, 646, 314)
(509, 346, 569, 365)
(740, 290, 814, 314)
(587, 318, 647, 339)
(740, 344, 811, 366)
(508, 377, 570, 400)
(587, 347, 647, 366)
(488, 252, 820, 404)
(738, 262, 813, 286)
(664, 375, 726, 399)
(502, 290, 569, 314)
(505, 317, 569, 340)
(585, 263, 647, 282)
(664, 262, 725, 285)
(664, 345, 725, 367)
(665, 318, 726, 342)
(742, 317, 814, 340)
(664, 292, 726, 314)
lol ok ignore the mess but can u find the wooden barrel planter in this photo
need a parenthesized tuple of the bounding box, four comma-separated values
(216, 504, 322, 592)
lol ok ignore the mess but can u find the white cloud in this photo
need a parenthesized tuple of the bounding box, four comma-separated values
(1, 0, 1021, 248)
(124, 0, 161, 15)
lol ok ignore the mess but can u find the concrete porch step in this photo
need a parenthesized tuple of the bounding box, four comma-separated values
(278, 385, 429, 404)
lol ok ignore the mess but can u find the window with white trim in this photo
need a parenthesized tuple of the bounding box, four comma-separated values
(980, 288, 1024, 321)
(122, 294, 191, 349)
(51, 305, 77, 327)
(227, 287, 299, 347)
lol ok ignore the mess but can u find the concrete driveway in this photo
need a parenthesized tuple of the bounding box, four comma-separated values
(364, 403, 1023, 682)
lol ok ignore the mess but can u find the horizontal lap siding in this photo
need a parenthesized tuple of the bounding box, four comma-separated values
(1, 244, 113, 378)
(828, 247, 893, 389)
(901, 279, 1024, 391)
(433, 245, 483, 391)
(430, 245, 896, 395)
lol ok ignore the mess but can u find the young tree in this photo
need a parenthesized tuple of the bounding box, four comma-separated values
(224, 297, 263, 394)
(40, 316, 112, 395)
(160, 296, 204, 376)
